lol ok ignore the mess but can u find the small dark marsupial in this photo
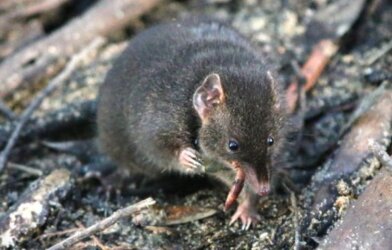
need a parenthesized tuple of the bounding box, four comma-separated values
(97, 18, 287, 229)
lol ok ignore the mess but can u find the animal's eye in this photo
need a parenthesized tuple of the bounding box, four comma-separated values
(267, 136, 274, 146)
(228, 139, 239, 152)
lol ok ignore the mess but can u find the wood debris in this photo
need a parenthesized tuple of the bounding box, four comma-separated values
(0, 168, 73, 248)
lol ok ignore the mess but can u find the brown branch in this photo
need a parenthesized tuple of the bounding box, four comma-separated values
(47, 198, 156, 250)
(0, 0, 70, 59)
(286, 40, 338, 113)
(0, 38, 105, 173)
(0, 0, 162, 98)
(0, 0, 67, 60)
(8, 0, 71, 20)
(0, 0, 69, 38)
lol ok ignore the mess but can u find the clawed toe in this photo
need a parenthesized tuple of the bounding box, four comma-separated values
(179, 147, 205, 173)
(242, 218, 252, 230)
(229, 202, 261, 230)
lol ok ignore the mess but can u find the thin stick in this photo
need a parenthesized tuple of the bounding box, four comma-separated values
(0, 37, 105, 173)
(7, 162, 43, 176)
(75, 221, 109, 250)
(0, 100, 16, 120)
(47, 198, 156, 250)
(286, 39, 338, 113)
(9, 0, 71, 20)
(0, 0, 162, 98)
(366, 40, 392, 65)
(39, 228, 80, 240)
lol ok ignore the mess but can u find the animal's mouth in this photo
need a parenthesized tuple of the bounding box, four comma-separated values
(223, 161, 270, 210)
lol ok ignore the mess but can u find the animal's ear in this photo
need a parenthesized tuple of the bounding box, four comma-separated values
(193, 73, 225, 121)
(266, 70, 281, 111)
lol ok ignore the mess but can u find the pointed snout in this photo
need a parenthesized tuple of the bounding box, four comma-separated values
(258, 181, 270, 196)
(243, 164, 270, 196)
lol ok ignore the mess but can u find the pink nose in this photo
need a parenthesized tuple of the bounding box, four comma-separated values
(258, 183, 270, 196)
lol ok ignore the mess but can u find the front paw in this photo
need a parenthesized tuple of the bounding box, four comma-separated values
(178, 147, 205, 174)
(229, 201, 261, 230)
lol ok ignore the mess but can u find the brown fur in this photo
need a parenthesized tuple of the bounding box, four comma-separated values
(97, 17, 287, 201)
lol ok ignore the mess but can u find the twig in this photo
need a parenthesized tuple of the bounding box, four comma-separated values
(0, 37, 105, 173)
(369, 140, 392, 169)
(0, 0, 162, 98)
(0, 100, 16, 120)
(0, 100, 96, 148)
(75, 221, 109, 250)
(0, 0, 68, 46)
(7, 162, 43, 176)
(39, 228, 80, 240)
(366, 39, 392, 65)
(47, 198, 156, 250)
(9, 0, 71, 20)
(286, 40, 338, 113)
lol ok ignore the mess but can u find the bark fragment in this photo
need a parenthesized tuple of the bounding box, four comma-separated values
(302, 84, 392, 238)
(0, 168, 73, 248)
(320, 168, 392, 250)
